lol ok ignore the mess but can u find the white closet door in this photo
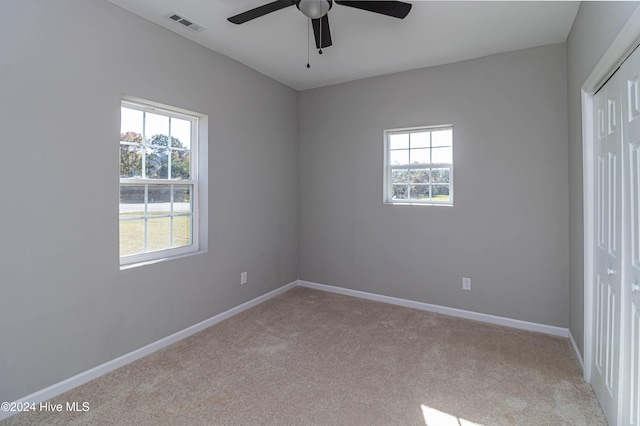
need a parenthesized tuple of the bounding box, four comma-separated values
(593, 67, 623, 426)
(623, 46, 640, 426)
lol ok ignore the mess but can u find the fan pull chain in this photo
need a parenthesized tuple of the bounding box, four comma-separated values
(318, 16, 323, 55)
(306, 18, 311, 68)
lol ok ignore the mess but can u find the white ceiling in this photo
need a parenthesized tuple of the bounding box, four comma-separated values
(105, 0, 580, 91)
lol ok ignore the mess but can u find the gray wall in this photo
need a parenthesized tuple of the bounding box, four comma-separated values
(566, 1, 640, 357)
(299, 44, 570, 327)
(0, 0, 298, 402)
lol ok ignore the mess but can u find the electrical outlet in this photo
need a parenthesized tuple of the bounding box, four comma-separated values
(241, 272, 247, 285)
(462, 277, 471, 291)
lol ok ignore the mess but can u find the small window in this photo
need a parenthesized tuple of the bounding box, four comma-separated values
(119, 99, 200, 265)
(384, 125, 453, 205)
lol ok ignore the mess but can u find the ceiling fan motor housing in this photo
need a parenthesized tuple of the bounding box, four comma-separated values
(296, 0, 333, 19)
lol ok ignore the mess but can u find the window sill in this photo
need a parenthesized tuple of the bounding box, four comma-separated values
(120, 249, 207, 270)
(385, 201, 453, 207)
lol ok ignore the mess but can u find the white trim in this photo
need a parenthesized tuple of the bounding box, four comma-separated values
(298, 280, 569, 337)
(581, 5, 640, 385)
(582, 89, 595, 382)
(569, 329, 584, 372)
(0, 280, 298, 421)
(121, 96, 204, 120)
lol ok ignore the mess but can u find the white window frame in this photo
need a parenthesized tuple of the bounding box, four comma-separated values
(119, 98, 200, 266)
(383, 125, 454, 206)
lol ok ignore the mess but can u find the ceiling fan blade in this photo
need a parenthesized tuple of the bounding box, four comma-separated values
(312, 15, 332, 49)
(335, 1, 412, 19)
(228, 0, 294, 24)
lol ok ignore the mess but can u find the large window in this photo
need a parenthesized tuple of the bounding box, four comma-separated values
(384, 125, 453, 205)
(119, 99, 199, 265)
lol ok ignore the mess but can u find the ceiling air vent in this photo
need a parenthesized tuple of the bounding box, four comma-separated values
(165, 12, 205, 32)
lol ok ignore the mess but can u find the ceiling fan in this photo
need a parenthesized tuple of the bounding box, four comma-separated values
(228, 1, 412, 51)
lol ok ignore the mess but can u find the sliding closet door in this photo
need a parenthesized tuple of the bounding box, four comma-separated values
(593, 69, 622, 425)
(622, 46, 640, 426)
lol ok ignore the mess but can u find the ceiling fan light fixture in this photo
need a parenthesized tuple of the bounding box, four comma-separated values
(297, 0, 331, 19)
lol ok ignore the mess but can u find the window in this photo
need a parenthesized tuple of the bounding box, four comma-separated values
(384, 125, 453, 205)
(119, 99, 200, 265)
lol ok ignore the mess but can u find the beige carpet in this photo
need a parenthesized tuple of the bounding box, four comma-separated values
(2, 287, 605, 425)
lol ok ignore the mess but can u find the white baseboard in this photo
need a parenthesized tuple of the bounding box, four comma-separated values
(0, 280, 297, 422)
(568, 329, 584, 371)
(297, 280, 570, 338)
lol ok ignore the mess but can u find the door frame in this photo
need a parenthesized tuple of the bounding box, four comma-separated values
(582, 7, 640, 385)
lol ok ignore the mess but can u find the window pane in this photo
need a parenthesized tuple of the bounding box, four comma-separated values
(172, 216, 192, 248)
(431, 168, 450, 184)
(392, 169, 409, 184)
(119, 186, 145, 216)
(121, 132, 142, 143)
(432, 185, 450, 201)
(146, 146, 169, 179)
(173, 186, 191, 214)
(120, 145, 142, 178)
(120, 185, 145, 256)
(146, 217, 171, 252)
(410, 132, 429, 148)
(390, 149, 409, 165)
(148, 185, 172, 216)
(392, 185, 408, 200)
(410, 169, 429, 183)
(389, 133, 409, 149)
(121, 107, 143, 136)
(171, 118, 191, 150)
(147, 134, 171, 147)
(432, 129, 452, 147)
(410, 148, 429, 164)
(171, 150, 191, 180)
(119, 219, 144, 257)
(431, 147, 452, 164)
(145, 112, 169, 143)
(409, 185, 430, 200)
